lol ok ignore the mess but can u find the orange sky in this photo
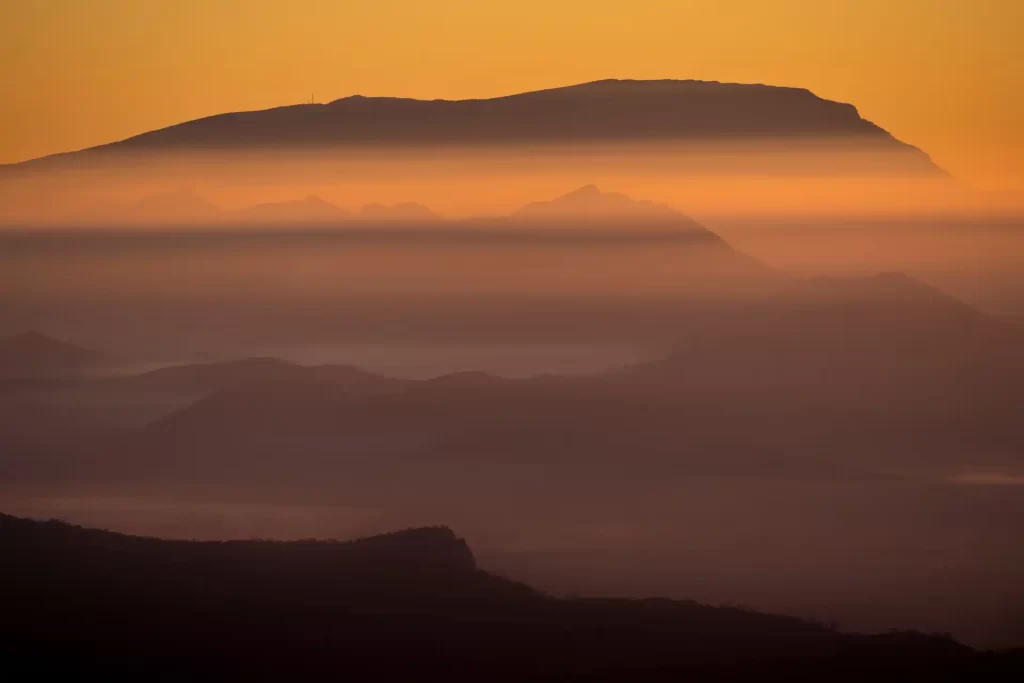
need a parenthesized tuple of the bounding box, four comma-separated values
(2, 0, 1022, 190)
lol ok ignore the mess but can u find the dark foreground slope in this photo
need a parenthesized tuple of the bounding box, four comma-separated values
(1, 514, 1015, 681)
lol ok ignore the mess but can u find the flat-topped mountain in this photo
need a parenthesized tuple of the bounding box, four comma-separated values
(4, 80, 942, 174)
(1, 515, 484, 585)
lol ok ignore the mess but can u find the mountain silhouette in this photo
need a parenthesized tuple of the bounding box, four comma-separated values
(621, 272, 1024, 395)
(1, 515, 485, 583)
(235, 195, 349, 223)
(516, 184, 683, 220)
(3, 512, 1001, 680)
(3, 80, 943, 174)
(5, 271, 1018, 503)
(0, 331, 103, 379)
(101, 271, 1022, 489)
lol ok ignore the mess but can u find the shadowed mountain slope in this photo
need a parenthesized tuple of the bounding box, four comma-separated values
(118, 272, 1022, 489)
(3, 272, 1018, 496)
(622, 272, 1024, 393)
(0, 332, 103, 379)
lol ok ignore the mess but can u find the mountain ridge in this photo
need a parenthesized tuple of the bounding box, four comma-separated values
(1, 79, 943, 174)
(5, 508, 1006, 683)
(2, 509, 989, 680)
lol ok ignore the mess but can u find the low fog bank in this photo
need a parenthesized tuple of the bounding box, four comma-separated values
(2, 140, 1019, 224)
(2, 173, 1022, 652)
(2, 214, 1023, 359)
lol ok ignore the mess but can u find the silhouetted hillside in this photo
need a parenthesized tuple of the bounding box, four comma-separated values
(3, 272, 1018, 498)
(0, 515, 488, 591)
(516, 184, 681, 220)
(2, 513, 1006, 680)
(623, 272, 1024, 396)
(5, 80, 942, 175)
(84, 271, 1014, 492)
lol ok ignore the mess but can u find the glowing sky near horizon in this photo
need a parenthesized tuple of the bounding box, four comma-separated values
(1, 0, 1022, 189)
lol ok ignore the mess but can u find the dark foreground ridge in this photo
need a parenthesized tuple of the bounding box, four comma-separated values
(1, 514, 1017, 680)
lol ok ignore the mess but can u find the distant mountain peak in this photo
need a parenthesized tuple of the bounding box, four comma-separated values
(515, 185, 691, 223)
(0, 331, 102, 378)
(562, 184, 603, 198)
(5, 330, 52, 344)
(1, 330, 93, 353)
(237, 194, 348, 223)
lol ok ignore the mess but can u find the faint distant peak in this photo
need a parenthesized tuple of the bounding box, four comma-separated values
(1, 330, 95, 355)
(236, 194, 349, 223)
(0, 330, 103, 378)
(299, 194, 335, 206)
(562, 184, 605, 198)
(515, 185, 692, 223)
(4, 330, 53, 345)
